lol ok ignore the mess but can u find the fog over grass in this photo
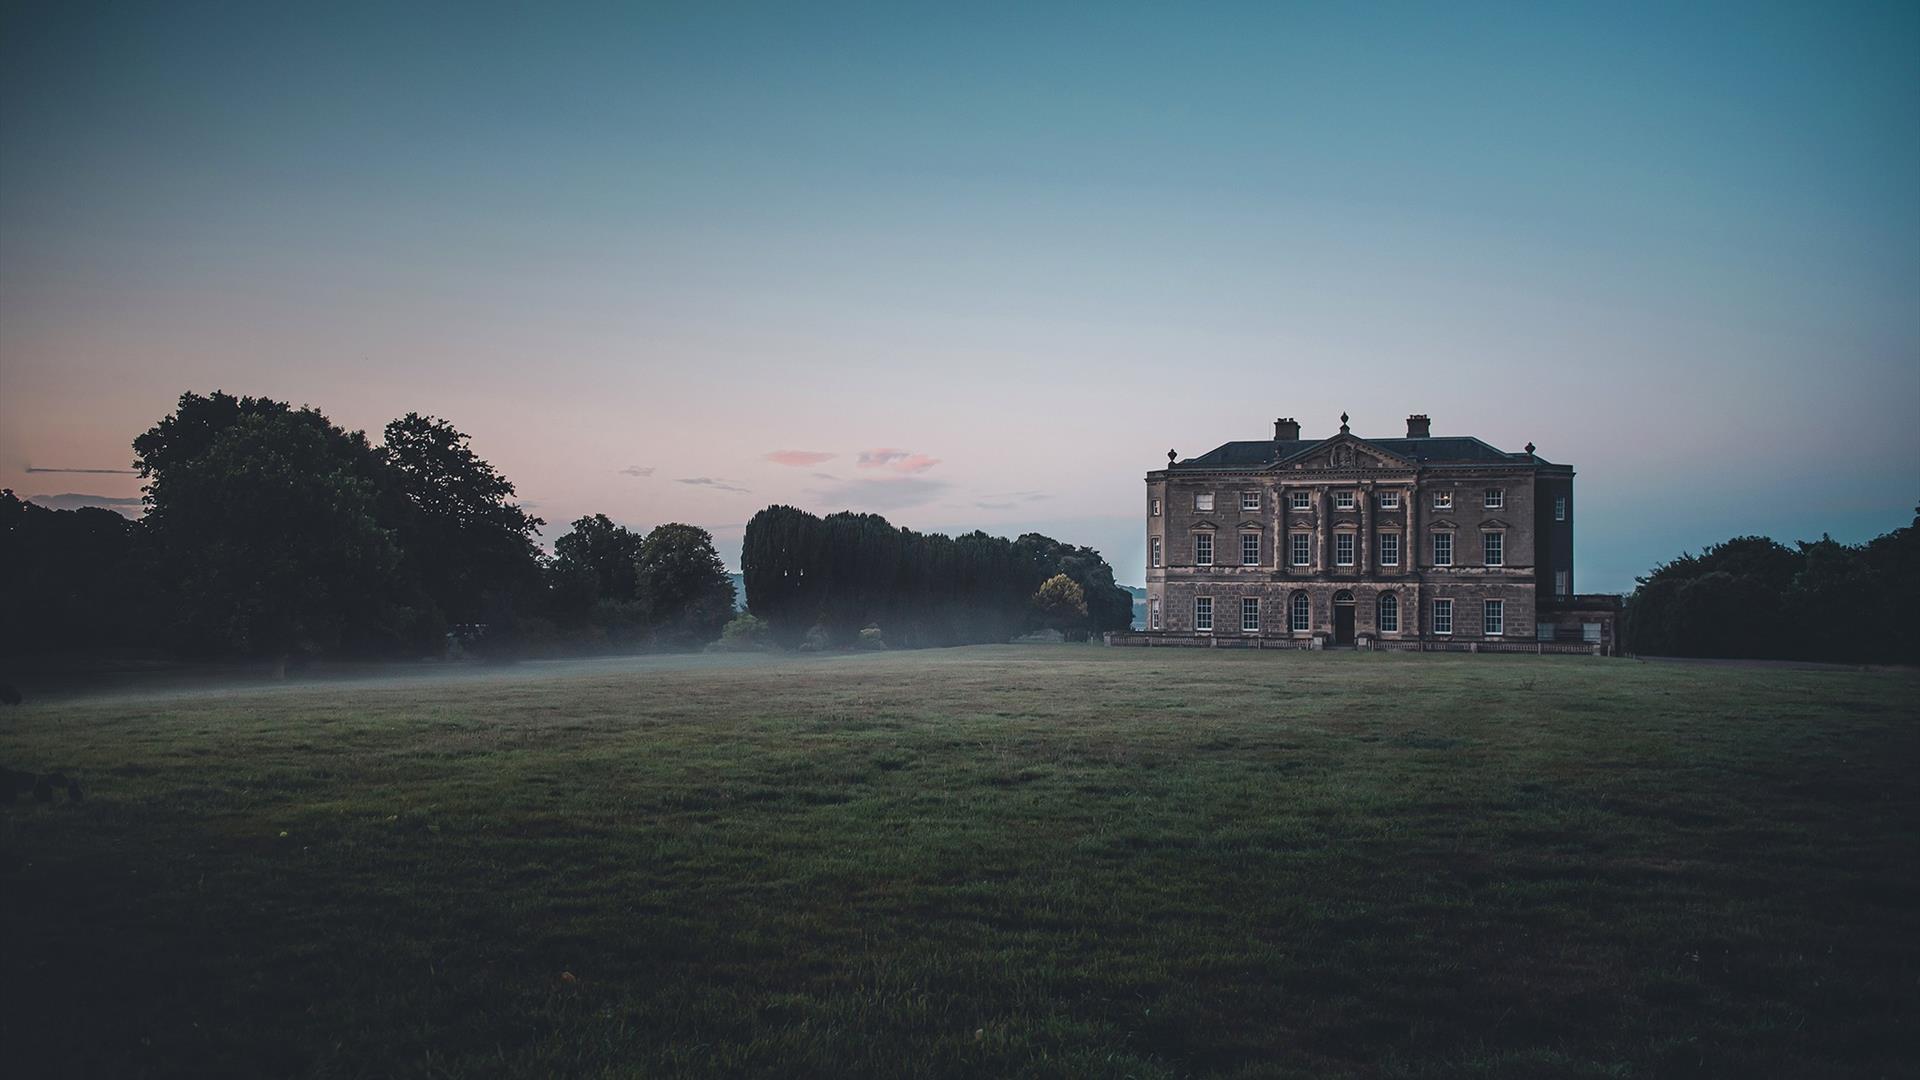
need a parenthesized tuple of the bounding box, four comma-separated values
(6, 647, 1915, 1077)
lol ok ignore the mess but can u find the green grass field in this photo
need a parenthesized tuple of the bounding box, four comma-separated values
(4, 647, 1916, 1078)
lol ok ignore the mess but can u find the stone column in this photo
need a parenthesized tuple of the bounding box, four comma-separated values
(1317, 487, 1331, 573)
(1273, 484, 1286, 573)
(1359, 483, 1372, 576)
(1404, 482, 1418, 578)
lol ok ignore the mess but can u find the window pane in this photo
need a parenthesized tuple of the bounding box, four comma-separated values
(1195, 597, 1212, 630)
(1291, 534, 1310, 565)
(1380, 533, 1399, 565)
(1378, 593, 1398, 632)
(1241, 492, 1259, 510)
(1434, 533, 1452, 565)
(1291, 593, 1310, 631)
(1242, 533, 1260, 565)
(1195, 533, 1212, 565)
(1196, 493, 1213, 511)
(1484, 532, 1502, 566)
(1484, 599, 1503, 635)
(1433, 599, 1452, 633)
(1242, 597, 1260, 631)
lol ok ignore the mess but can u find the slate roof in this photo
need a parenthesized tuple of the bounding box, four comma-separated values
(1172, 435, 1548, 471)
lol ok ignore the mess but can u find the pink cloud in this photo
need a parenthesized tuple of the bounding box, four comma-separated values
(764, 450, 836, 467)
(857, 448, 940, 473)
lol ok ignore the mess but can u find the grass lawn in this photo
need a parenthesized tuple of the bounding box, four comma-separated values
(3, 646, 1916, 1078)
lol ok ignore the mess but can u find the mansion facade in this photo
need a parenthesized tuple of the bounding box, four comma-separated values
(1134, 413, 1619, 653)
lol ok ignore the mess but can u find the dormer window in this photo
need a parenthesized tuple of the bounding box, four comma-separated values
(1195, 493, 1214, 512)
(1334, 491, 1355, 510)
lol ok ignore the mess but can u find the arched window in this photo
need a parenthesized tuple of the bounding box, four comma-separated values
(1290, 592, 1312, 632)
(1378, 591, 1399, 633)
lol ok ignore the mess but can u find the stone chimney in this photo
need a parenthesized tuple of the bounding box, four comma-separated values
(1274, 417, 1301, 441)
(1406, 414, 1431, 438)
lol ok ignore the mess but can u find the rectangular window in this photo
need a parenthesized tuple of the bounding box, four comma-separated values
(1151, 497, 1161, 516)
(1537, 622, 1556, 642)
(1150, 598, 1162, 630)
(1150, 537, 1162, 568)
(1433, 532, 1453, 566)
(1583, 622, 1602, 643)
(1378, 491, 1400, 510)
(1483, 531, 1503, 566)
(1195, 597, 1213, 632)
(1555, 495, 1567, 522)
(1241, 597, 1260, 632)
(1379, 532, 1400, 566)
(1484, 599, 1504, 635)
(1241, 491, 1260, 511)
(1335, 533, 1355, 566)
(1555, 570, 1569, 596)
(1432, 598, 1453, 634)
(1334, 490, 1355, 510)
(1291, 533, 1311, 566)
(1194, 533, 1213, 566)
(1241, 533, 1260, 566)
(1484, 488, 1504, 509)
(1196, 493, 1214, 512)
(1290, 490, 1311, 510)
(1433, 491, 1452, 510)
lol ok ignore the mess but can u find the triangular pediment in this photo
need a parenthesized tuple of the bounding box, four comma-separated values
(1190, 519, 1219, 531)
(1237, 519, 1264, 531)
(1268, 432, 1416, 472)
(1481, 517, 1513, 530)
(1428, 518, 1459, 531)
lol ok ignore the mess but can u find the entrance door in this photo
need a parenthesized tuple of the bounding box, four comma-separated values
(1333, 591, 1356, 645)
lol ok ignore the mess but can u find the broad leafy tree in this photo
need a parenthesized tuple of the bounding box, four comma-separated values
(380, 413, 543, 622)
(635, 523, 736, 648)
(136, 398, 405, 669)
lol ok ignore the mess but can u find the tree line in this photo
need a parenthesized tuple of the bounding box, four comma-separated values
(1, 391, 735, 668)
(741, 505, 1134, 648)
(4, 390, 1139, 668)
(1625, 510, 1919, 663)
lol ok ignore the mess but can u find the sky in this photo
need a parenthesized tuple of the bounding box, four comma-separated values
(2, 1, 1916, 592)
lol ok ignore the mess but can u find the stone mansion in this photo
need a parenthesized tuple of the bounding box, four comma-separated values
(1136, 413, 1619, 652)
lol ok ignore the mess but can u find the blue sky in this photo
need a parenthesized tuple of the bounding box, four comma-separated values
(3, 1, 1915, 590)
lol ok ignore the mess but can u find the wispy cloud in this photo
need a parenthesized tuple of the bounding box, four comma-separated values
(26, 465, 137, 475)
(678, 477, 751, 494)
(807, 476, 950, 512)
(619, 465, 654, 477)
(764, 450, 836, 467)
(812, 472, 839, 481)
(857, 448, 940, 474)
